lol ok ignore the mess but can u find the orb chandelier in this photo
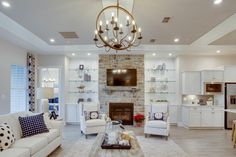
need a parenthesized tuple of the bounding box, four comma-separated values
(93, 0, 142, 52)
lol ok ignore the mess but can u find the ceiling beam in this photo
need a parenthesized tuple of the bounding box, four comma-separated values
(191, 13, 236, 46)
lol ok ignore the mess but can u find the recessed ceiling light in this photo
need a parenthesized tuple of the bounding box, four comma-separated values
(72, 53, 75, 56)
(87, 53, 91, 56)
(152, 53, 156, 56)
(169, 53, 173, 56)
(50, 38, 55, 43)
(214, 0, 223, 5)
(174, 38, 179, 43)
(216, 50, 221, 53)
(1, 1, 10, 8)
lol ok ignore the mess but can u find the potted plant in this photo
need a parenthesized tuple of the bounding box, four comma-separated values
(134, 114, 145, 127)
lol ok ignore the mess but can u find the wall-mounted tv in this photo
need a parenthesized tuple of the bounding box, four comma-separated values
(107, 69, 137, 86)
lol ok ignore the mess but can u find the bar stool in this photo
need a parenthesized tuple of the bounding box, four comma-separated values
(232, 120, 236, 148)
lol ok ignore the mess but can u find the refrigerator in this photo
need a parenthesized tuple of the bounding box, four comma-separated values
(225, 83, 236, 129)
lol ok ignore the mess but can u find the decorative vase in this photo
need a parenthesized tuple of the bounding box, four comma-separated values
(135, 122, 143, 127)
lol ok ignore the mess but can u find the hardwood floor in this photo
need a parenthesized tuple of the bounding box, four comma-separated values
(49, 125, 236, 157)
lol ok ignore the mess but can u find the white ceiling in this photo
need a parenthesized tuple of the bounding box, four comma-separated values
(0, 0, 236, 56)
(211, 29, 236, 45)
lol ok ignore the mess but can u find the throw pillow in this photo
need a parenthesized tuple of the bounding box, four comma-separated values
(84, 111, 99, 120)
(153, 112, 164, 120)
(89, 111, 99, 119)
(0, 123, 15, 151)
(18, 113, 49, 138)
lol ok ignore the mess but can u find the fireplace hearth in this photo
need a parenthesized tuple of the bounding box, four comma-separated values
(109, 103, 134, 125)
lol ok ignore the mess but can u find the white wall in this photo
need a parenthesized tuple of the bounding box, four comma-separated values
(177, 55, 236, 72)
(0, 38, 27, 114)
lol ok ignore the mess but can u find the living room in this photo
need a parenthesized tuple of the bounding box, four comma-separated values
(1, 0, 236, 157)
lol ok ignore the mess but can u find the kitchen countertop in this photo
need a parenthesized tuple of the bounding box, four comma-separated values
(225, 109, 236, 113)
(182, 104, 224, 108)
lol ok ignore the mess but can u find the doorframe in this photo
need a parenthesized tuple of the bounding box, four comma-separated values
(224, 82, 236, 130)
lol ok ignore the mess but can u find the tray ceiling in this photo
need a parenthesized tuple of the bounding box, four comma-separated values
(1, 0, 236, 46)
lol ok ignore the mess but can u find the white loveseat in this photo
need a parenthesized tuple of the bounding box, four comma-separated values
(0, 111, 63, 157)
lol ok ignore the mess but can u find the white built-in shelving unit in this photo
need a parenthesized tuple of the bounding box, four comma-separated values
(66, 58, 98, 124)
(145, 58, 178, 124)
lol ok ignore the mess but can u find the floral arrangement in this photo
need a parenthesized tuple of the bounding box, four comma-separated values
(133, 114, 145, 123)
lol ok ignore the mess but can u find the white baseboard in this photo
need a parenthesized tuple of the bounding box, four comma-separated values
(177, 121, 184, 127)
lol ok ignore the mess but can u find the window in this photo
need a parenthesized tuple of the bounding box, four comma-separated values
(10, 65, 27, 113)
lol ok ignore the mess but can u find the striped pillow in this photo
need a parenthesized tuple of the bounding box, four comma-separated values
(18, 113, 49, 138)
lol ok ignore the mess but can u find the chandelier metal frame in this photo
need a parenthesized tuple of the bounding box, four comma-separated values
(94, 0, 142, 52)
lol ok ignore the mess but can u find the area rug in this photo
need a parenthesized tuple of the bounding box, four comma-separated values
(64, 136, 188, 157)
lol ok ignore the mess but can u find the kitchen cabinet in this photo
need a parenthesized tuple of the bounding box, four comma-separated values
(201, 70, 223, 82)
(224, 66, 236, 82)
(182, 72, 201, 95)
(66, 104, 80, 124)
(188, 107, 201, 127)
(182, 105, 224, 128)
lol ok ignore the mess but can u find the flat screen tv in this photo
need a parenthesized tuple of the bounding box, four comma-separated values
(107, 69, 137, 86)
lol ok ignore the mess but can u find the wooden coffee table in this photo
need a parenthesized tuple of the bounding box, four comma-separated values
(88, 132, 144, 157)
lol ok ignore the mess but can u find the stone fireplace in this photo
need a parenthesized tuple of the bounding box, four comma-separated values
(99, 55, 144, 123)
(109, 103, 134, 125)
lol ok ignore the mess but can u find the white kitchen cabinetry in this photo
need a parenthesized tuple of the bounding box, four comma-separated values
(66, 104, 80, 124)
(182, 105, 224, 128)
(182, 72, 201, 95)
(201, 70, 223, 82)
(224, 66, 236, 82)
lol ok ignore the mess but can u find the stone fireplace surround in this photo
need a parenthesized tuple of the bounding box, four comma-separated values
(99, 55, 144, 124)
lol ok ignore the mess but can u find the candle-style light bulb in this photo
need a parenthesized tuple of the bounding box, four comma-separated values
(126, 16, 130, 26)
(119, 24, 123, 34)
(94, 30, 98, 41)
(137, 28, 142, 40)
(104, 36, 108, 41)
(131, 20, 136, 33)
(138, 28, 141, 33)
(99, 21, 103, 34)
(114, 17, 118, 23)
(132, 20, 135, 25)
(111, 12, 115, 24)
(128, 36, 132, 41)
(106, 20, 109, 31)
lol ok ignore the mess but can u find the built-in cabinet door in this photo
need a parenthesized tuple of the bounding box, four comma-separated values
(182, 72, 201, 95)
(169, 105, 178, 124)
(201, 70, 223, 82)
(201, 109, 213, 127)
(182, 107, 189, 126)
(189, 107, 201, 127)
(211, 109, 224, 127)
(66, 104, 79, 123)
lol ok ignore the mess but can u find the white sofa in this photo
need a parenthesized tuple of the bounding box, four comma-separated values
(0, 111, 63, 157)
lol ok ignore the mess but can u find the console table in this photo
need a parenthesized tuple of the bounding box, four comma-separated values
(88, 133, 144, 157)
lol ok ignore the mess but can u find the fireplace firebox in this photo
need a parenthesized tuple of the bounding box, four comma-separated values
(109, 103, 134, 125)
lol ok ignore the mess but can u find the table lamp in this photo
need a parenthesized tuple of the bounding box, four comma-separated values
(36, 87, 54, 113)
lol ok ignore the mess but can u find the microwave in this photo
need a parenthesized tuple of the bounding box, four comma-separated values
(204, 82, 222, 94)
